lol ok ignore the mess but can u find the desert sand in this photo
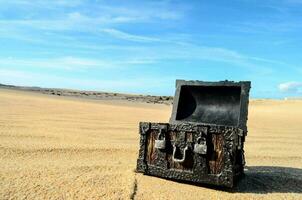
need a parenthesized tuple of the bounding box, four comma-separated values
(0, 88, 301, 200)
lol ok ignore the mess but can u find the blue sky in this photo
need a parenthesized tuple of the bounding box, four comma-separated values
(0, 0, 301, 98)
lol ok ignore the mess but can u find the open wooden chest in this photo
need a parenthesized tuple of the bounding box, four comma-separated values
(136, 80, 251, 187)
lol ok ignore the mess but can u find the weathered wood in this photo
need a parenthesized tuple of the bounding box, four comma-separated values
(136, 80, 251, 188)
(137, 122, 246, 187)
(208, 133, 224, 174)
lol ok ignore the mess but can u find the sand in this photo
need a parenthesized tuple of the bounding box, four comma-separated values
(0, 89, 301, 200)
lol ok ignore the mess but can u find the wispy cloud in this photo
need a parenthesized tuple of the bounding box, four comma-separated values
(0, 17, 289, 77)
(0, 0, 300, 98)
(218, 0, 302, 34)
(0, 13, 136, 32)
(223, 21, 302, 34)
(279, 81, 302, 93)
(0, 56, 156, 71)
(122, 43, 279, 75)
(101, 28, 161, 42)
(0, 0, 84, 7)
(0, 57, 111, 71)
(95, 3, 185, 21)
(97, 28, 286, 73)
(0, 1, 185, 32)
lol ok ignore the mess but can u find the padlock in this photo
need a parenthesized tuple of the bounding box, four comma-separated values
(155, 139, 166, 150)
(155, 129, 166, 150)
(194, 137, 207, 154)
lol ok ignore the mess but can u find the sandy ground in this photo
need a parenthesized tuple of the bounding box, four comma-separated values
(0, 89, 301, 200)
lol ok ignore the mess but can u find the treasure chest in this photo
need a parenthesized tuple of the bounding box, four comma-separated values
(136, 80, 251, 188)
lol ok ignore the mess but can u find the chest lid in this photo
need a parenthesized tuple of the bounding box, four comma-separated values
(169, 80, 251, 130)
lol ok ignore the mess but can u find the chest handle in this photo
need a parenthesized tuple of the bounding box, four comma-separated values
(172, 145, 189, 163)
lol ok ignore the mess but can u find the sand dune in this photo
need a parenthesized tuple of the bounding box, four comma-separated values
(0, 89, 301, 199)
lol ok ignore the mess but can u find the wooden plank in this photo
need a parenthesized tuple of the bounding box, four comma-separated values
(208, 133, 224, 174)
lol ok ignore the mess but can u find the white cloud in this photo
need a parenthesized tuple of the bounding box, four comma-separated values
(0, 57, 110, 70)
(0, 0, 84, 8)
(278, 82, 302, 93)
(0, 56, 156, 71)
(0, 13, 137, 32)
(0, 1, 185, 32)
(0, 0, 294, 79)
(97, 28, 282, 73)
(101, 28, 160, 42)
